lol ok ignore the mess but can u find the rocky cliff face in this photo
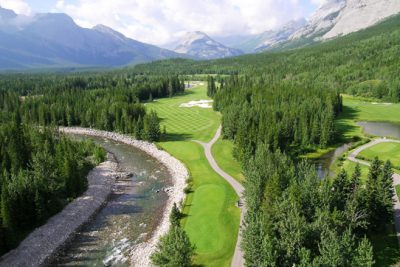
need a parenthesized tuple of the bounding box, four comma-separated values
(291, 0, 400, 41)
(323, 0, 400, 39)
(290, 0, 346, 40)
(174, 31, 243, 59)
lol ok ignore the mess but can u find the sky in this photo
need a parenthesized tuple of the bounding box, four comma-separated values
(0, 0, 328, 45)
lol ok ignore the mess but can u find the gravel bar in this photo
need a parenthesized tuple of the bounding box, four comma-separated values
(58, 128, 189, 267)
(0, 155, 118, 267)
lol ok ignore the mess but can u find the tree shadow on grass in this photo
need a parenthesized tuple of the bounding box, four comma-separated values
(334, 105, 361, 142)
(162, 133, 193, 142)
(370, 223, 400, 267)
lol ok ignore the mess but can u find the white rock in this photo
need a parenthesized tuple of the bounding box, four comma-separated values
(323, 0, 400, 39)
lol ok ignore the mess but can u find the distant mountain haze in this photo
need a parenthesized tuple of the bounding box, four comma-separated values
(0, 0, 400, 70)
(0, 7, 185, 69)
(173, 31, 243, 60)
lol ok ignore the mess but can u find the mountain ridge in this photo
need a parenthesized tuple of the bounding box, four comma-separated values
(0, 7, 185, 70)
(174, 31, 243, 60)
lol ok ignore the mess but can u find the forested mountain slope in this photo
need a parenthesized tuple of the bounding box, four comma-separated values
(134, 14, 400, 102)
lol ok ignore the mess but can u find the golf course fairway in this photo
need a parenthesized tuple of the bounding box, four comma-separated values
(146, 82, 240, 266)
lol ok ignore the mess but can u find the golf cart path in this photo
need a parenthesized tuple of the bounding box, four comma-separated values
(194, 126, 245, 267)
(348, 138, 400, 244)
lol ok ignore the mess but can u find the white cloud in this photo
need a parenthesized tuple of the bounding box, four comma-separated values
(0, 0, 31, 15)
(54, 0, 311, 45)
(310, 0, 329, 7)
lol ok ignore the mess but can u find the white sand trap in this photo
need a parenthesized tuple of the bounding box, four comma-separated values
(179, 100, 213, 108)
(372, 102, 392, 105)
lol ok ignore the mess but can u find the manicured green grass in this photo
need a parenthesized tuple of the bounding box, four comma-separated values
(336, 95, 400, 141)
(146, 84, 220, 142)
(212, 138, 245, 183)
(358, 142, 400, 168)
(332, 159, 370, 182)
(146, 84, 240, 266)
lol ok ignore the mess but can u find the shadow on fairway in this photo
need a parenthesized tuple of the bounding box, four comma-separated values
(335, 105, 360, 141)
(163, 133, 193, 142)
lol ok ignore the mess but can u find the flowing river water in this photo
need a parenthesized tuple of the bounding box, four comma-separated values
(53, 134, 171, 266)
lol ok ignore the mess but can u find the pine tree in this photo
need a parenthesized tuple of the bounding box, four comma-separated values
(351, 164, 362, 193)
(143, 111, 161, 142)
(151, 226, 195, 267)
(382, 160, 394, 199)
(170, 203, 181, 227)
(368, 157, 382, 181)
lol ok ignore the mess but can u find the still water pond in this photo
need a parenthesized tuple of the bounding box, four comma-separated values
(316, 121, 400, 178)
(357, 121, 400, 139)
(53, 135, 171, 266)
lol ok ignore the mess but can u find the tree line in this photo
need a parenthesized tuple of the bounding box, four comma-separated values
(0, 117, 106, 254)
(0, 75, 186, 142)
(132, 14, 400, 102)
(0, 74, 187, 255)
(242, 145, 394, 266)
(211, 75, 342, 160)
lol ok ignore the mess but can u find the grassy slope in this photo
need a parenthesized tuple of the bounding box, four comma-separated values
(211, 139, 244, 183)
(331, 96, 400, 266)
(359, 142, 400, 168)
(146, 84, 240, 267)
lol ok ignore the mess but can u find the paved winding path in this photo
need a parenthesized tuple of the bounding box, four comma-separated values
(194, 126, 246, 267)
(348, 138, 400, 243)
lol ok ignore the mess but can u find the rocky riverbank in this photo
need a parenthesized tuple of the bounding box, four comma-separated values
(0, 155, 118, 267)
(59, 127, 189, 267)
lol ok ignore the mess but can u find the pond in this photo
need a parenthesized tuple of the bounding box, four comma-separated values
(357, 121, 400, 139)
(52, 135, 171, 266)
(316, 121, 400, 178)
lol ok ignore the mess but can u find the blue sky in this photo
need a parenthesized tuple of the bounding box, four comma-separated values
(1, 0, 324, 45)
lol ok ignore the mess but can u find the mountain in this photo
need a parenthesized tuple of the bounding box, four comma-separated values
(290, 0, 346, 40)
(322, 0, 400, 40)
(291, 0, 400, 41)
(174, 31, 243, 59)
(0, 6, 17, 20)
(251, 0, 400, 52)
(249, 19, 307, 52)
(0, 7, 184, 70)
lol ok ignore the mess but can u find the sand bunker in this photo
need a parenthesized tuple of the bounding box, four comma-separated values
(179, 100, 213, 109)
(371, 102, 392, 105)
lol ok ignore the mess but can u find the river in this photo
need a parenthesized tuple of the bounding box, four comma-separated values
(52, 134, 171, 266)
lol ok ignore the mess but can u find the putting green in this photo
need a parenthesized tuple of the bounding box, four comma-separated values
(359, 142, 400, 168)
(146, 83, 240, 266)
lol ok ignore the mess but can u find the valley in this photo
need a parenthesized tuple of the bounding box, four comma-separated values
(1, 1, 400, 266)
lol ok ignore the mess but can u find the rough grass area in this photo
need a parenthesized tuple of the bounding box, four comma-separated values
(358, 142, 400, 169)
(146, 83, 240, 266)
(212, 138, 245, 183)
